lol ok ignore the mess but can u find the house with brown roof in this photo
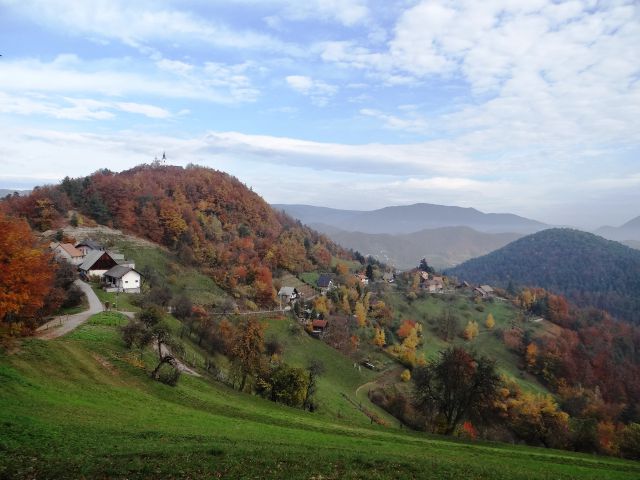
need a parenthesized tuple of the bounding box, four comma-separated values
(51, 242, 84, 265)
(311, 319, 328, 336)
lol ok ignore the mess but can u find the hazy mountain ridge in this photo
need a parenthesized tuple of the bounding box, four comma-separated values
(596, 215, 640, 241)
(447, 228, 640, 324)
(274, 203, 548, 235)
(310, 224, 522, 270)
(0, 189, 29, 197)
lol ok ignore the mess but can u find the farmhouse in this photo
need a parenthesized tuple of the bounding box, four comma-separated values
(78, 250, 126, 279)
(277, 286, 299, 304)
(51, 242, 84, 265)
(355, 273, 369, 286)
(102, 265, 143, 293)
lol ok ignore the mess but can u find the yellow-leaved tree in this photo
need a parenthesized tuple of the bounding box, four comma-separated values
(354, 302, 367, 327)
(485, 313, 495, 329)
(373, 327, 386, 347)
(463, 320, 479, 340)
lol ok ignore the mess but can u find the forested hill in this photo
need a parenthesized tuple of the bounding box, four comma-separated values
(0, 164, 352, 305)
(447, 228, 640, 324)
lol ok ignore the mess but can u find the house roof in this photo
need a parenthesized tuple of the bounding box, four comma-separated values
(312, 319, 328, 328)
(317, 274, 333, 288)
(480, 285, 494, 293)
(79, 250, 117, 271)
(278, 286, 296, 297)
(104, 265, 141, 279)
(56, 243, 83, 258)
(76, 239, 103, 250)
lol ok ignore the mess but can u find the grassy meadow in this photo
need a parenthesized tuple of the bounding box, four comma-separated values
(1, 313, 639, 479)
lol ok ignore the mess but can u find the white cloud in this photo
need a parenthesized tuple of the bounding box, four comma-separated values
(0, 56, 260, 104)
(360, 108, 429, 134)
(4, 0, 293, 53)
(285, 75, 337, 106)
(0, 93, 171, 120)
(278, 0, 369, 26)
(321, 1, 640, 167)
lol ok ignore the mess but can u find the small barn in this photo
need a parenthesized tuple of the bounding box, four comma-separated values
(102, 265, 143, 293)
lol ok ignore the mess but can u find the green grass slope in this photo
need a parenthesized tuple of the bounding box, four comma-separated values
(2, 313, 639, 479)
(385, 291, 549, 394)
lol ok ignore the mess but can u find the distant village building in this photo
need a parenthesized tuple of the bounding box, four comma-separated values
(50, 242, 84, 265)
(317, 274, 334, 293)
(311, 319, 328, 336)
(423, 276, 444, 293)
(474, 285, 495, 298)
(102, 266, 143, 293)
(382, 272, 395, 283)
(75, 239, 104, 257)
(277, 286, 299, 304)
(354, 273, 369, 286)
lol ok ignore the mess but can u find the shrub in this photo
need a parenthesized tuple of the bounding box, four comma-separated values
(156, 363, 181, 386)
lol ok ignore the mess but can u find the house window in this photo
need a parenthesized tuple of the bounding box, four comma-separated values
(125, 280, 128, 284)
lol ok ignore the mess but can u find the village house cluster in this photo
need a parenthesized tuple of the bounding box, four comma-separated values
(50, 239, 143, 293)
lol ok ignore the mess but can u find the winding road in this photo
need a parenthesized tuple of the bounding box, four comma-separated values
(35, 281, 200, 376)
(36, 280, 103, 340)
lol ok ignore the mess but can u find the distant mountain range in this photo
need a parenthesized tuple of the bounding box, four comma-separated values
(596, 215, 640, 242)
(274, 203, 547, 269)
(0, 189, 29, 197)
(447, 228, 640, 324)
(274, 203, 548, 235)
(309, 225, 521, 270)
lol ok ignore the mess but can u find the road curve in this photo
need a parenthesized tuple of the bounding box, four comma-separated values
(36, 280, 103, 340)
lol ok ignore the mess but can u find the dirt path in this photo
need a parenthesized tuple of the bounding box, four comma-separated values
(36, 280, 103, 339)
(159, 344, 201, 377)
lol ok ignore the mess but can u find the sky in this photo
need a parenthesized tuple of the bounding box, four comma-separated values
(0, 0, 639, 229)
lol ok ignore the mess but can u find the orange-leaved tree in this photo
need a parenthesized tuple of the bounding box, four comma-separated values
(0, 212, 55, 334)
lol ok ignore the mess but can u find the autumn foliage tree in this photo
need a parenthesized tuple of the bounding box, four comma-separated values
(230, 318, 265, 391)
(413, 347, 500, 435)
(3, 165, 354, 307)
(0, 212, 56, 335)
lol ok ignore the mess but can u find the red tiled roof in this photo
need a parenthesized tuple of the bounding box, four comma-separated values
(58, 243, 83, 257)
(312, 319, 328, 328)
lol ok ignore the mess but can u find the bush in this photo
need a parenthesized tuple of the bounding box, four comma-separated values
(619, 423, 640, 460)
(156, 363, 181, 386)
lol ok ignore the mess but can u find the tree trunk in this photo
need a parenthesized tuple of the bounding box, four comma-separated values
(151, 355, 175, 379)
